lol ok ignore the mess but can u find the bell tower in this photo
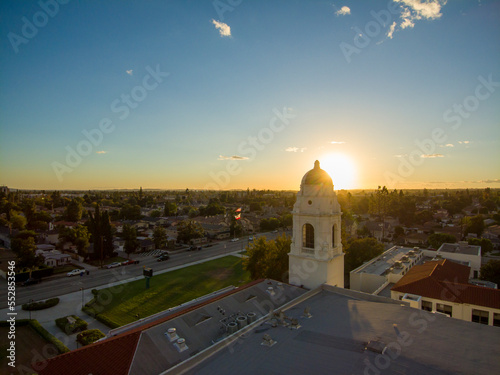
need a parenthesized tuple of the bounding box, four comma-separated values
(288, 160, 344, 289)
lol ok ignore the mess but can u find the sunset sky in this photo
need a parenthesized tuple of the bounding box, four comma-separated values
(1, 0, 499, 191)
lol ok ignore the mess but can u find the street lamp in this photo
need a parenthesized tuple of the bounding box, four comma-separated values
(80, 288, 84, 309)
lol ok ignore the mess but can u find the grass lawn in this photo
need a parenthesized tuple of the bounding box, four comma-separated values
(88, 256, 251, 327)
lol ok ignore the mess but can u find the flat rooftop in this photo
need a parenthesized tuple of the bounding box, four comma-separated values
(438, 243, 481, 256)
(351, 246, 423, 276)
(185, 286, 500, 375)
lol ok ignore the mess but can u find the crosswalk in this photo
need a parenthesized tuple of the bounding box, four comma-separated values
(139, 249, 169, 257)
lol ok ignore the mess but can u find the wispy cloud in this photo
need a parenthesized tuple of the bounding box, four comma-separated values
(387, 22, 397, 39)
(421, 153, 444, 158)
(285, 147, 307, 153)
(330, 141, 346, 144)
(440, 143, 454, 148)
(96, 151, 107, 154)
(218, 155, 248, 160)
(458, 140, 470, 144)
(126, 70, 133, 76)
(335, 6, 351, 16)
(478, 179, 500, 184)
(394, 154, 407, 158)
(211, 19, 231, 37)
(389, 0, 447, 38)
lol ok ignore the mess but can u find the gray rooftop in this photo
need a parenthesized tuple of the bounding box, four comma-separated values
(351, 246, 423, 276)
(183, 286, 500, 375)
(438, 243, 481, 256)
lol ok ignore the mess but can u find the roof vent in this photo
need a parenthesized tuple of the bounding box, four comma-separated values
(247, 312, 257, 323)
(174, 338, 188, 352)
(227, 322, 238, 334)
(267, 287, 275, 296)
(165, 328, 179, 342)
(302, 307, 312, 319)
(237, 315, 247, 329)
(261, 334, 277, 347)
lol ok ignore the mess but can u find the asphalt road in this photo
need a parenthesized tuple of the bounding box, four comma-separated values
(0, 231, 288, 309)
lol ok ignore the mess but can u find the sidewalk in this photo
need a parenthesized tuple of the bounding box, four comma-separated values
(1, 250, 243, 351)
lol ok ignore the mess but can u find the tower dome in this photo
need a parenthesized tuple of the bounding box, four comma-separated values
(301, 160, 333, 188)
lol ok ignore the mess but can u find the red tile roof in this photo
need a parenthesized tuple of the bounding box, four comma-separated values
(35, 279, 265, 375)
(391, 259, 500, 309)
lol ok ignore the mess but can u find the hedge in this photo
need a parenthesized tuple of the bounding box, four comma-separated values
(29, 320, 70, 354)
(55, 315, 88, 335)
(22, 298, 60, 311)
(0, 320, 69, 354)
(15, 267, 54, 282)
(82, 303, 120, 329)
(76, 329, 106, 346)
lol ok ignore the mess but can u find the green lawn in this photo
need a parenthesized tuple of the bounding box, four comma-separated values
(86, 256, 251, 327)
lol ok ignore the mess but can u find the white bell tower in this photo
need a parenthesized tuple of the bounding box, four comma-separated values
(288, 160, 344, 289)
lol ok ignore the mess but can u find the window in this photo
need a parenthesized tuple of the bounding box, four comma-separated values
(422, 300, 432, 312)
(493, 313, 500, 327)
(302, 224, 314, 248)
(472, 309, 489, 325)
(332, 225, 335, 247)
(436, 303, 452, 316)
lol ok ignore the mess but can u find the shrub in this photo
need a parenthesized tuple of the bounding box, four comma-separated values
(95, 314, 120, 329)
(22, 298, 60, 311)
(29, 320, 70, 354)
(76, 329, 106, 346)
(55, 315, 88, 335)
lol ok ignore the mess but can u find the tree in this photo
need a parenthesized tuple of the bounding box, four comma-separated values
(463, 215, 485, 237)
(164, 202, 177, 216)
(479, 260, 500, 286)
(393, 226, 405, 238)
(65, 199, 83, 222)
(243, 234, 290, 282)
(10, 210, 27, 230)
(468, 238, 493, 254)
(73, 225, 91, 257)
(123, 224, 139, 257)
(428, 233, 457, 249)
(259, 218, 281, 231)
(177, 220, 204, 243)
(11, 236, 43, 272)
(153, 226, 167, 249)
(150, 209, 162, 218)
(344, 238, 384, 273)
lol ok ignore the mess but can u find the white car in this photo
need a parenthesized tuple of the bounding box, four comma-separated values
(105, 262, 121, 269)
(231, 238, 239, 242)
(67, 269, 84, 277)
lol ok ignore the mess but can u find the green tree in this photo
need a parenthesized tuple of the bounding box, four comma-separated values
(479, 260, 500, 286)
(11, 237, 43, 272)
(164, 202, 178, 216)
(153, 226, 167, 249)
(259, 218, 281, 231)
(428, 233, 457, 249)
(463, 215, 485, 237)
(393, 225, 405, 238)
(123, 224, 139, 257)
(65, 199, 83, 222)
(10, 210, 27, 230)
(344, 237, 384, 273)
(243, 234, 290, 282)
(468, 238, 493, 254)
(73, 225, 91, 257)
(177, 220, 204, 243)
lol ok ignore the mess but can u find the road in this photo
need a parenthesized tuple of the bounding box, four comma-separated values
(0, 231, 288, 309)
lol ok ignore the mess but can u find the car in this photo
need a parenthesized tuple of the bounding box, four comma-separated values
(157, 254, 170, 262)
(231, 238, 239, 242)
(248, 236, 254, 241)
(67, 269, 85, 277)
(105, 262, 121, 269)
(21, 278, 41, 286)
(204, 244, 213, 248)
(121, 259, 139, 266)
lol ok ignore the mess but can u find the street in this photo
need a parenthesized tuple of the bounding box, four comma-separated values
(0, 231, 288, 308)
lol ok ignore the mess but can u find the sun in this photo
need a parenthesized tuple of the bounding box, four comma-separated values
(320, 153, 357, 190)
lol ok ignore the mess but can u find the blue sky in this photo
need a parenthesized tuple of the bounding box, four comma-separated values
(1, 0, 499, 190)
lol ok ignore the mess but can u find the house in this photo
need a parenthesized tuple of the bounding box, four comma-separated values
(36, 249, 72, 267)
(391, 259, 500, 326)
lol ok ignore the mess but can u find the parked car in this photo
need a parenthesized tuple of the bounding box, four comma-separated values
(121, 259, 139, 265)
(105, 262, 121, 269)
(231, 238, 239, 242)
(67, 269, 85, 277)
(157, 254, 170, 262)
(21, 278, 41, 286)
